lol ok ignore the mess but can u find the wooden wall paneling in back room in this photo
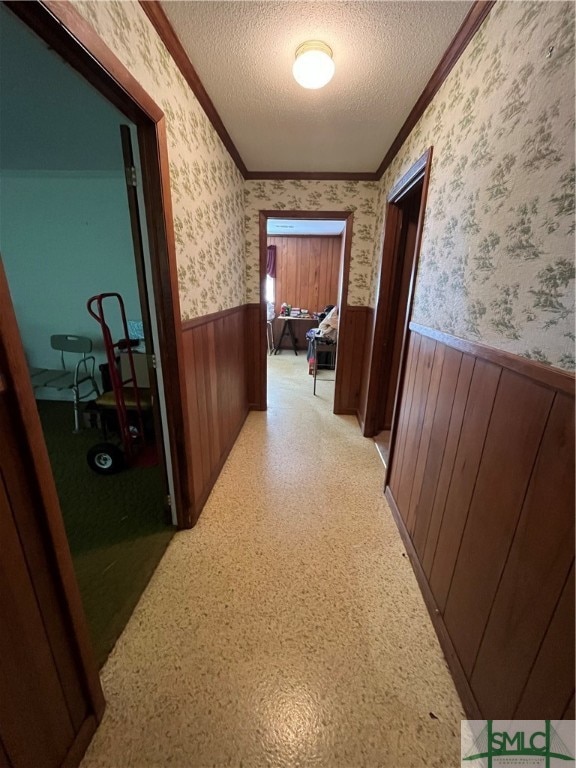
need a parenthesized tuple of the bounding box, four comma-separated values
(268, 236, 341, 315)
(386, 325, 575, 718)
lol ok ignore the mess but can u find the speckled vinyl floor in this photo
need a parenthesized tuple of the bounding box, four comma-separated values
(81, 353, 465, 768)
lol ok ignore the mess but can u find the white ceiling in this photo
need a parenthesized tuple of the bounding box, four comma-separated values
(160, 1, 473, 173)
(268, 218, 346, 236)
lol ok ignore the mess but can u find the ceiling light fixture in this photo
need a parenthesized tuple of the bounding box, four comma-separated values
(292, 41, 335, 90)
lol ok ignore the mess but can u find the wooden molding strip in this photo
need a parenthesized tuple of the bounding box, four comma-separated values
(410, 322, 575, 395)
(7, 1, 163, 123)
(385, 487, 483, 718)
(181, 303, 250, 332)
(245, 170, 379, 182)
(376, 0, 496, 178)
(139, 1, 494, 182)
(139, 1, 248, 177)
(260, 210, 354, 220)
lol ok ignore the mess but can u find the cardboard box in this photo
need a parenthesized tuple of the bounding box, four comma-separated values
(119, 353, 151, 388)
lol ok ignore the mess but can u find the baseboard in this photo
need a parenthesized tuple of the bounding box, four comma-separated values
(356, 408, 366, 433)
(333, 407, 357, 416)
(192, 405, 250, 521)
(384, 486, 482, 718)
(62, 715, 99, 768)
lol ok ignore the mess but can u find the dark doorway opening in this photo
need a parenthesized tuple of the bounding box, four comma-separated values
(363, 149, 433, 471)
(0, 2, 192, 765)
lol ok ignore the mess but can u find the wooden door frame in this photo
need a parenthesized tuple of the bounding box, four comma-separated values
(258, 210, 354, 413)
(5, 0, 194, 527)
(0, 259, 106, 754)
(362, 148, 433, 443)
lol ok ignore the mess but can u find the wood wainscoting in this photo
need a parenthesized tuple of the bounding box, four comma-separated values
(385, 322, 575, 719)
(334, 305, 372, 415)
(182, 305, 251, 521)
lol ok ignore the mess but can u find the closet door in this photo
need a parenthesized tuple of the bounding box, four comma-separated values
(0, 261, 104, 767)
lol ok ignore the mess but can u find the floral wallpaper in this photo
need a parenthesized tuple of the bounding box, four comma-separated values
(371, 1, 575, 370)
(244, 181, 379, 305)
(72, 1, 574, 367)
(73, 0, 245, 320)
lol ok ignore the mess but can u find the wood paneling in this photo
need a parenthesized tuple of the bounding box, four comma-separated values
(386, 324, 575, 719)
(245, 303, 266, 410)
(335, 306, 371, 415)
(0, 460, 74, 767)
(182, 306, 250, 517)
(514, 563, 575, 719)
(471, 393, 575, 716)
(269, 236, 341, 317)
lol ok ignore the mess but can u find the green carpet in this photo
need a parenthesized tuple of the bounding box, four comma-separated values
(37, 400, 174, 668)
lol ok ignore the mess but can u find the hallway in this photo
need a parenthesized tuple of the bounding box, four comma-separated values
(81, 353, 464, 768)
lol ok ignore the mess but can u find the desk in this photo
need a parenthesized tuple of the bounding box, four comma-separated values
(273, 316, 317, 355)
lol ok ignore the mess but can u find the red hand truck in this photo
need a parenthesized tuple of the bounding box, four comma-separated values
(86, 292, 154, 474)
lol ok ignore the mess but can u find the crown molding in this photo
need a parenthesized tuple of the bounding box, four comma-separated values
(139, 1, 248, 177)
(140, 0, 495, 182)
(245, 171, 379, 182)
(376, 0, 496, 178)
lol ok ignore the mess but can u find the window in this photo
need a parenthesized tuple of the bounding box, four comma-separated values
(265, 274, 275, 304)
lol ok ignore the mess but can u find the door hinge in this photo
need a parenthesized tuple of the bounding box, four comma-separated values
(166, 494, 172, 508)
(151, 354, 157, 370)
(125, 166, 137, 187)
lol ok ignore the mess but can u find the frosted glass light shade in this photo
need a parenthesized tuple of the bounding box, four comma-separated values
(293, 41, 335, 89)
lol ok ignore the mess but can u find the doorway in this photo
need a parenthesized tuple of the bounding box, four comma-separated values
(0, 1, 191, 764)
(363, 149, 433, 471)
(259, 210, 354, 413)
(0, 4, 175, 666)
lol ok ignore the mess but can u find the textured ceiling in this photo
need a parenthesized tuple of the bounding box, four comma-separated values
(160, 1, 473, 173)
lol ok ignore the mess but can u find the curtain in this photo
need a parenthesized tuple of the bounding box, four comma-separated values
(266, 245, 277, 278)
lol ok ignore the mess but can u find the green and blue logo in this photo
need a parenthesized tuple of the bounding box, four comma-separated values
(461, 720, 575, 767)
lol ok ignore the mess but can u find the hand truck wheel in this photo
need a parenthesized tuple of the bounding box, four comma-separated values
(87, 443, 125, 475)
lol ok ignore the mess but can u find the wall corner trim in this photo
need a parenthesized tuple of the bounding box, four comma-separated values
(140, 1, 495, 182)
(139, 1, 248, 178)
(375, 0, 496, 178)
